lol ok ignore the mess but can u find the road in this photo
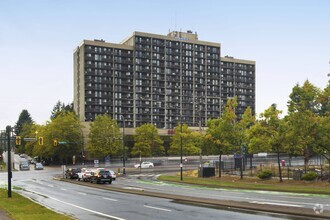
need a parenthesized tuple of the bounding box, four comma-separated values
(0, 166, 328, 219)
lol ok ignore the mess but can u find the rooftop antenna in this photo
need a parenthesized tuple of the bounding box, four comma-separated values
(175, 11, 177, 31)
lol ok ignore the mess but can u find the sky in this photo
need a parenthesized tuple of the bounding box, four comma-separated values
(0, 0, 329, 129)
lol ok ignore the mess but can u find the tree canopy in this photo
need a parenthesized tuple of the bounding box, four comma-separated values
(86, 114, 121, 159)
(132, 124, 164, 157)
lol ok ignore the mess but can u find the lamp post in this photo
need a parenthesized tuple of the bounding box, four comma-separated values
(180, 112, 183, 181)
(80, 127, 84, 166)
(6, 126, 12, 197)
(120, 115, 126, 175)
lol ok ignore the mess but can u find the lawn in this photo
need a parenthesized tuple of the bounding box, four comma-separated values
(159, 172, 330, 195)
(0, 188, 72, 220)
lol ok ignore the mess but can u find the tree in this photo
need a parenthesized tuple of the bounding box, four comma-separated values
(39, 111, 83, 164)
(15, 109, 33, 135)
(287, 80, 321, 172)
(86, 114, 121, 159)
(247, 104, 287, 182)
(318, 80, 330, 116)
(168, 124, 200, 156)
(18, 123, 39, 155)
(50, 101, 74, 120)
(132, 124, 164, 157)
(206, 98, 238, 177)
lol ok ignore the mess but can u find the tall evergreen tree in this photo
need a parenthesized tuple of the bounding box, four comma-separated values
(51, 101, 74, 120)
(15, 109, 33, 135)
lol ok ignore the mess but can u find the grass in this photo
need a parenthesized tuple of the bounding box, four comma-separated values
(158, 171, 330, 195)
(0, 188, 72, 220)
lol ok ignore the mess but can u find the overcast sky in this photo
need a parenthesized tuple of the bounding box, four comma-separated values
(0, 0, 329, 129)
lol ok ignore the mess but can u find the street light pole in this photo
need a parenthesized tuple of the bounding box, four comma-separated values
(121, 115, 126, 175)
(180, 113, 183, 181)
(6, 126, 12, 198)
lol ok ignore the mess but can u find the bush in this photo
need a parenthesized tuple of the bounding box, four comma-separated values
(301, 172, 318, 181)
(257, 170, 273, 180)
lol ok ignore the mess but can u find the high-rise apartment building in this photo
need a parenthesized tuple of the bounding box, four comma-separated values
(74, 31, 255, 129)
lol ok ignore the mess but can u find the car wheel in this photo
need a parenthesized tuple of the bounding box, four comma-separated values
(149, 165, 152, 168)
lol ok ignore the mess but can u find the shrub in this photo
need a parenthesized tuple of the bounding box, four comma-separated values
(301, 172, 318, 181)
(257, 170, 273, 180)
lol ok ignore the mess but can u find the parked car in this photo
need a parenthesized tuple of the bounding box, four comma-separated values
(19, 158, 30, 171)
(90, 170, 112, 184)
(78, 169, 92, 182)
(65, 168, 81, 179)
(109, 170, 116, 180)
(134, 161, 154, 169)
(34, 163, 44, 170)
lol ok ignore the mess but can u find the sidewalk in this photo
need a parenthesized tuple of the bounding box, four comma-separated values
(0, 210, 11, 220)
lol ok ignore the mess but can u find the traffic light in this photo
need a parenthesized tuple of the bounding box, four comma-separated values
(241, 145, 247, 155)
(38, 137, 44, 145)
(16, 136, 21, 146)
(53, 139, 58, 146)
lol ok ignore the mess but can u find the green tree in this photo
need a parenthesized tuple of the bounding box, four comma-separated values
(18, 123, 39, 155)
(50, 101, 74, 120)
(287, 80, 321, 172)
(314, 115, 330, 169)
(168, 124, 200, 156)
(206, 98, 239, 177)
(15, 109, 33, 135)
(86, 114, 121, 159)
(39, 112, 83, 164)
(247, 104, 288, 182)
(318, 80, 330, 116)
(132, 124, 164, 157)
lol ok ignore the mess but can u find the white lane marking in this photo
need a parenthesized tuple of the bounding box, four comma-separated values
(278, 196, 312, 200)
(144, 205, 172, 212)
(103, 197, 118, 202)
(27, 190, 125, 220)
(123, 187, 144, 191)
(77, 192, 87, 196)
(250, 201, 303, 207)
(60, 188, 67, 191)
(254, 198, 318, 206)
(47, 184, 54, 187)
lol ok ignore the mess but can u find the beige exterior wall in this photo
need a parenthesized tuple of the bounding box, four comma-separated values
(221, 56, 256, 65)
(73, 44, 86, 122)
(120, 31, 221, 48)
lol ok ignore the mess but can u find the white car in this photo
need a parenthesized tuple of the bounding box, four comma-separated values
(34, 163, 44, 170)
(78, 169, 92, 181)
(134, 161, 154, 169)
(109, 170, 116, 180)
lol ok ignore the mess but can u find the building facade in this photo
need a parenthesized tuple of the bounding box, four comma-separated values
(74, 31, 255, 129)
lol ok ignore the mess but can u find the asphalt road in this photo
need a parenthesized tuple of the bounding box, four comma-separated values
(0, 166, 329, 219)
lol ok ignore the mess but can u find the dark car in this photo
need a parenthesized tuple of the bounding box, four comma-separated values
(65, 168, 81, 179)
(151, 159, 164, 166)
(90, 170, 112, 184)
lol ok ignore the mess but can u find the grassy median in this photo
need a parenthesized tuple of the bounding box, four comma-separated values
(0, 188, 71, 220)
(159, 173, 330, 195)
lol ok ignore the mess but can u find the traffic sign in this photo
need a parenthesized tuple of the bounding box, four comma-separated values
(23, 138, 37, 141)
